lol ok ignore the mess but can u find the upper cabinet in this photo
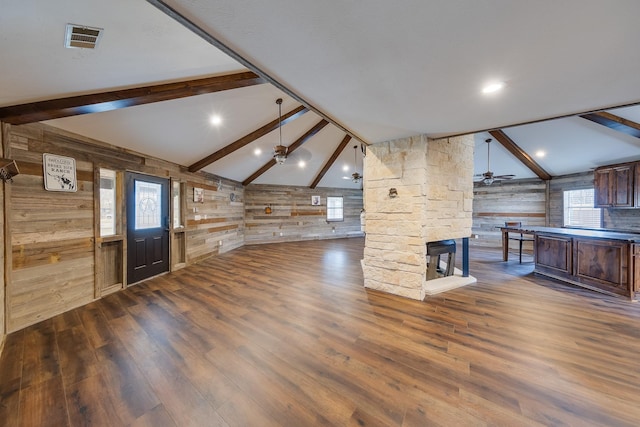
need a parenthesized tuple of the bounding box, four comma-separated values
(594, 163, 635, 208)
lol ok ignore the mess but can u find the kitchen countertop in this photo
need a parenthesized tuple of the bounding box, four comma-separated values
(501, 226, 640, 243)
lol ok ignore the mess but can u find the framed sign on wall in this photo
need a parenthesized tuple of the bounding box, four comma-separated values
(43, 153, 77, 192)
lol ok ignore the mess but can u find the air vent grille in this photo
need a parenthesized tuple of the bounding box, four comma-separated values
(64, 24, 103, 49)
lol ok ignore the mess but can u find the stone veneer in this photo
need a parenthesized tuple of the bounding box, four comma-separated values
(362, 134, 474, 300)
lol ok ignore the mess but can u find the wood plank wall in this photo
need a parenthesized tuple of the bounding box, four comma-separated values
(549, 170, 640, 232)
(473, 170, 640, 249)
(0, 124, 5, 350)
(244, 184, 363, 244)
(2, 122, 244, 333)
(548, 172, 594, 227)
(472, 178, 547, 248)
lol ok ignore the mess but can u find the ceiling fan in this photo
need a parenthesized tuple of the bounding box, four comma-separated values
(474, 138, 515, 185)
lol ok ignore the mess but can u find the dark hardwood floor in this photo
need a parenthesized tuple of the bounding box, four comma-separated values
(2, 238, 640, 426)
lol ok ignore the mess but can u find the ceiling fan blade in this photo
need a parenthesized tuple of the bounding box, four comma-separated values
(494, 174, 515, 180)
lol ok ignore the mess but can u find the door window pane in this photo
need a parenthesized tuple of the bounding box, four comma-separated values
(135, 180, 162, 230)
(327, 196, 344, 222)
(99, 169, 116, 236)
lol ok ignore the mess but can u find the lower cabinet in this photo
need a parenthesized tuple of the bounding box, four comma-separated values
(535, 234, 638, 299)
(634, 245, 640, 293)
(536, 234, 572, 275)
(573, 238, 628, 296)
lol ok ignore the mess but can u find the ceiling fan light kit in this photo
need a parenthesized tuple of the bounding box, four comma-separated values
(273, 144, 287, 165)
(273, 98, 287, 164)
(476, 138, 515, 185)
(351, 144, 362, 183)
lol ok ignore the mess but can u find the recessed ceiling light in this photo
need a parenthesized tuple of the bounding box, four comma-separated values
(535, 150, 546, 158)
(298, 160, 306, 168)
(254, 148, 262, 156)
(482, 81, 505, 94)
(342, 165, 349, 172)
(209, 114, 222, 126)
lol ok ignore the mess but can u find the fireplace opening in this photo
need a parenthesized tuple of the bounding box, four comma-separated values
(426, 239, 456, 280)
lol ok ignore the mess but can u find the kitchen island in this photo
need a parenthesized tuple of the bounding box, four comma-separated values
(501, 226, 640, 300)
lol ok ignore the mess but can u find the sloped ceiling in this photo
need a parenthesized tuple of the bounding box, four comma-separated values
(1, 0, 640, 188)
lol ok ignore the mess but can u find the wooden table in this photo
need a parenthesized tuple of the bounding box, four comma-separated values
(500, 226, 536, 261)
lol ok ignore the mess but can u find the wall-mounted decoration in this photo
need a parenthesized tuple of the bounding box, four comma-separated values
(0, 158, 19, 183)
(230, 192, 236, 202)
(311, 195, 321, 206)
(265, 204, 272, 214)
(193, 187, 204, 203)
(43, 153, 77, 192)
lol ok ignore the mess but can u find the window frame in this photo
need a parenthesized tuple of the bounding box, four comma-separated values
(326, 196, 344, 222)
(563, 188, 602, 229)
(99, 168, 118, 237)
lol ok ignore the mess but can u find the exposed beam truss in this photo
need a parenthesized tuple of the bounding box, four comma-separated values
(243, 119, 329, 186)
(309, 135, 352, 189)
(0, 71, 266, 125)
(488, 129, 552, 181)
(580, 111, 640, 139)
(188, 105, 308, 172)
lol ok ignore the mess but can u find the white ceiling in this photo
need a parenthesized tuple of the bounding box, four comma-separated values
(2, 0, 640, 187)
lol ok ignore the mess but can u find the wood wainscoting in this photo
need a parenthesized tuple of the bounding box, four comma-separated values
(2, 238, 640, 426)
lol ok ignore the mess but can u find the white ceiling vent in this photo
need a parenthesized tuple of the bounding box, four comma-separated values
(64, 24, 103, 49)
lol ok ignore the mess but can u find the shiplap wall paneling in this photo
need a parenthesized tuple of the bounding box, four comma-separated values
(472, 179, 546, 249)
(4, 122, 244, 332)
(548, 172, 595, 228)
(0, 124, 6, 344)
(549, 171, 640, 231)
(603, 207, 640, 232)
(184, 179, 245, 263)
(8, 124, 95, 332)
(99, 240, 123, 295)
(244, 184, 363, 245)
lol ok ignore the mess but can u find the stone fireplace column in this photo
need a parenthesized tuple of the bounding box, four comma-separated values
(361, 134, 474, 300)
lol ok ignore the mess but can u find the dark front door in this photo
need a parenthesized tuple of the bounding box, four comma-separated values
(126, 172, 169, 284)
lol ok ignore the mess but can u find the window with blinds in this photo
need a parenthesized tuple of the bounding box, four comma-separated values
(326, 196, 344, 222)
(563, 189, 602, 228)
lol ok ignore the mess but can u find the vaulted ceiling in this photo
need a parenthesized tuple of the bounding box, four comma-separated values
(1, 0, 640, 188)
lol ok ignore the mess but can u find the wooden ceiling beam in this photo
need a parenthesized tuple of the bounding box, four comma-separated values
(309, 135, 352, 189)
(488, 129, 552, 181)
(243, 119, 329, 186)
(0, 71, 266, 125)
(188, 105, 308, 172)
(580, 111, 640, 138)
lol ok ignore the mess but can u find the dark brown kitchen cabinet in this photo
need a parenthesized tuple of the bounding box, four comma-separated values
(594, 163, 634, 207)
(531, 227, 640, 300)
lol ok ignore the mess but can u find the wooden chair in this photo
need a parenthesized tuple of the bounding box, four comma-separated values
(426, 239, 456, 280)
(505, 221, 534, 263)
